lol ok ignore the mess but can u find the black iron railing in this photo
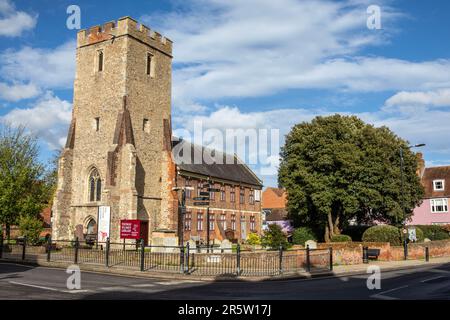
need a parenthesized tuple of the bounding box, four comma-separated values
(0, 236, 334, 277)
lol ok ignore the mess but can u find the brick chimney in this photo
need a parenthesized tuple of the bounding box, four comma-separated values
(416, 152, 426, 178)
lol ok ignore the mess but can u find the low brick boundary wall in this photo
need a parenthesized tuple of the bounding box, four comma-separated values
(318, 239, 450, 265)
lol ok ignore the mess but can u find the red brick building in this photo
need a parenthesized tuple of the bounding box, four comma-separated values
(261, 187, 293, 234)
(174, 140, 263, 244)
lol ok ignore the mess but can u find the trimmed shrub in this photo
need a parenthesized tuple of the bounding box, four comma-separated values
(261, 224, 290, 250)
(362, 225, 401, 245)
(413, 225, 450, 241)
(330, 234, 352, 242)
(292, 227, 317, 245)
(246, 232, 261, 245)
(18, 215, 44, 245)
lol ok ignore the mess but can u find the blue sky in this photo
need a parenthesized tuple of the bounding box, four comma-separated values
(1, 0, 450, 187)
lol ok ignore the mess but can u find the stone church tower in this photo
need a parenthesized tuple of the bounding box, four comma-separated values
(52, 17, 177, 243)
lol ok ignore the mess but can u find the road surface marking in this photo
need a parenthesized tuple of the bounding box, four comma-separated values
(421, 276, 446, 283)
(9, 281, 92, 294)
(370, 285, 408, 300)
(0, 262, 34, 268)
(130, 283, 155, 288)
(155, 281, 182, 285)
(371, 294, 398, 300)
(9, 281, 60, 292)
(429, 269, 450, 274)
(99, 286, 128, 291)
(63, 289, 92, 294)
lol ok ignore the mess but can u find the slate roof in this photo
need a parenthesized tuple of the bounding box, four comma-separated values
(172, 139, 263, 187)
(264, 208, 289, 221)
(421, 166, 450, 198)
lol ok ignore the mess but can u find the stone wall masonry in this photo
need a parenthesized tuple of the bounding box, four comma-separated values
(77, 17, 172, 56)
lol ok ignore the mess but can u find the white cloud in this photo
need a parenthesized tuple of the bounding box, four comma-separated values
(1, 91, 72, 150)
(385, 88, 450, 109)
(0, 0, 37, 37)
(0, 82, 40, 101)
(0, 41, 76, 89)
(140, 0, 450, 106)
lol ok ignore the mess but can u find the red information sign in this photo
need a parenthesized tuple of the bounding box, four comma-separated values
(120, 220, 141, 239)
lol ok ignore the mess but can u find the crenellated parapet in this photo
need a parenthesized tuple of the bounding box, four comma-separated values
(77, 16, 173, 56)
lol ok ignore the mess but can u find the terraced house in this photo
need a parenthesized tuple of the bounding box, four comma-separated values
(52, 17, 263, 246)
(410, 154, 450, 225)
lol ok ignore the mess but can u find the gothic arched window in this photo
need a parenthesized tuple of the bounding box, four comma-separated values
(86, 218, 97, 235)
(88, 168, 102, 202)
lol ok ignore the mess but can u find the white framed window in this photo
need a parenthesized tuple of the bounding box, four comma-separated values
(433, 180, 445, 191)
(431, 198, 448, 213)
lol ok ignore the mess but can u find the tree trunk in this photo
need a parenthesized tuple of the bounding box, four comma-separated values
(334, 215, 341, 235)
(324, 212, 341, 242)
(324, 226, 330, 243)
(6, 224, 10, 241)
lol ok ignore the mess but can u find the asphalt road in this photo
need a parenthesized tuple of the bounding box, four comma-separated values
(0, 262, 449, 300)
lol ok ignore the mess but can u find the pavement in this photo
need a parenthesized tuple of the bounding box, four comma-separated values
(1, 259, 450, 299)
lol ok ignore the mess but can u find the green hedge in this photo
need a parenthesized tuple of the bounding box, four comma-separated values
(292, 227, 317, 245)
(330, 234, 352, 242)
(413, 225, 450, 241)
(362, 225, 401, 245)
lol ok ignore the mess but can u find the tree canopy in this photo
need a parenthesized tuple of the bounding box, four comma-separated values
(278, 114, 424, 242)
(0, 124, 54, 239)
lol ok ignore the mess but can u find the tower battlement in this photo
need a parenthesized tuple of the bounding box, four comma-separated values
(77, 16, 172, 56)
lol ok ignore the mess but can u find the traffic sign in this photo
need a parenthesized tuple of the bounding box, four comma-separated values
(194, 202, 210, 206)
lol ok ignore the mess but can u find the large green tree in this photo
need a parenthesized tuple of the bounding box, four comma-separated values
(278, 115, 424, 242)
(0, 124, 54, 239)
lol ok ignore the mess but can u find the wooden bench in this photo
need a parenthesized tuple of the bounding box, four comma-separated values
(367, 248, 381, 260)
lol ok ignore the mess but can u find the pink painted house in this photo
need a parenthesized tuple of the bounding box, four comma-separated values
(409, 156, 450, 225)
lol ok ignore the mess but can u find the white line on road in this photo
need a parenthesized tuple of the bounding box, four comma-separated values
(130, 283, 155, 288)
(429, 269, 450, 275)
(9, 281, 92, 294)
(370, 285, 409, 300)
(9, 281, 60, 292)
(421, 276, 446, 283)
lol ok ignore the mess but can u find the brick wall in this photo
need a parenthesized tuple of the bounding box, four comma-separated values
(317, 240, 450, 265)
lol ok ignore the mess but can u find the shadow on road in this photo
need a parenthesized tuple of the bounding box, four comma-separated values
(0, 261, 36, 281)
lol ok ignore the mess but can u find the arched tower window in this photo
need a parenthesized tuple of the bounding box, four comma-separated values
(86, 218, 97, 235)
(88, 168, 102, 202)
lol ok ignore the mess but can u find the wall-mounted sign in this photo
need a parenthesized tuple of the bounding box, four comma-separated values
(120, 220, 141, 239)
(97, 206, 111, 242)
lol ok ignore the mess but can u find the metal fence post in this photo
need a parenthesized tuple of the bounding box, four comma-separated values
(363, 246, 368, 264)
(185, 241, 190, 274)
(329, 247, 333, 271)
(0, 231, 3, 259)
(425, 246, 429, 262)
(140, 238, 145, 272)
(46, 237, 52, 262)
(306, 245, 311, 273)
(404, 240, 408, 260)
(236, 244, 241, 276)
(180, 243, 185, 274)
(105, 238, 110, 267)
(22, 236, 27, 261)
(74, 237, 79, 264)
(279, 245, 283, 275)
